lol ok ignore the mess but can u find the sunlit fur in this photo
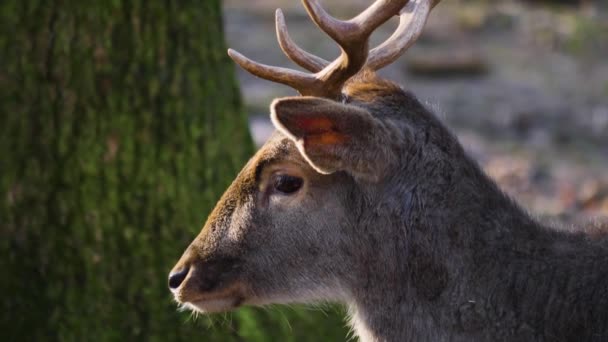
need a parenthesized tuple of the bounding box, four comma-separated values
(170, 72, 608, 342)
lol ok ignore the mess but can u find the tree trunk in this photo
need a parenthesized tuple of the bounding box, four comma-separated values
(0, 1, 350, 340)
(0, 1, 252, 340)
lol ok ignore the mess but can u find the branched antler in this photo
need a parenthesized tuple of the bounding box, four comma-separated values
(228, 0, 441, 99)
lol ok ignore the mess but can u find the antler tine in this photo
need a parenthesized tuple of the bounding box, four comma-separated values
(228, 49, 321, 94)
(366, 0, 441, 70)
(275, 9, 328, 73)
(228, 0, 411, 99)
(301, 0, 409, 97)
(302, 0, 408, 48)
(352, 0, 409, 36)
(300, 0, 353, 48)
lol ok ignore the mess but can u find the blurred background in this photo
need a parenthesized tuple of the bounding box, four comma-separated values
(1, 0, 607, 341)
(227, 0, 608, 224)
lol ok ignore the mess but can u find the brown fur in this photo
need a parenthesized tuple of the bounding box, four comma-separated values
(343, 69, 404, 102)
(170, 74, 608, 341)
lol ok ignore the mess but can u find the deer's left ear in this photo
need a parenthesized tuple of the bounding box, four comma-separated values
(271, 96, 393, 182)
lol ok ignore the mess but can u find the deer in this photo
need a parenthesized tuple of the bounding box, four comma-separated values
(168, 0, 608, 341)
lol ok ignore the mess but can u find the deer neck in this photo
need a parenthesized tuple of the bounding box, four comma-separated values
(346, 153, 608, 342)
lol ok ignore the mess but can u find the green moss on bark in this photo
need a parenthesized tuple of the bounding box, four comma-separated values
(0, 1, 348, 341)
(0, 1, 250, 340)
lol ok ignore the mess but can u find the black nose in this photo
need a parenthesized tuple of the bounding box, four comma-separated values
(168, 266, 190, 290)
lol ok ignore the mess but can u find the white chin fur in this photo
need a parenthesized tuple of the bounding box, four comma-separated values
(182, 298, 238, 314)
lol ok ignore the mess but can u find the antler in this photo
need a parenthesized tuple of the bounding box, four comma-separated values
(228, 0, 441, 99)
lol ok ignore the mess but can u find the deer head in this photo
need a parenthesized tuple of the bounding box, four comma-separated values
(169, 0, 443, 321)
(169, 1, 608, 341)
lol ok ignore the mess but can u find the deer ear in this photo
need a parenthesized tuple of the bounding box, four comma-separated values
(270, 96, 391, 182)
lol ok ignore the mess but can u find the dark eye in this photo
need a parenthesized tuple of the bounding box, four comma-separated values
(273, 174, 303, 195)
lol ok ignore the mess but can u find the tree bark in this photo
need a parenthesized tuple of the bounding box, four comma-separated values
(0, 1, 252, 340)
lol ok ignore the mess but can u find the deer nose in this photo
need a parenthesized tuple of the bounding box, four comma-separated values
(168, 266, 190, 290)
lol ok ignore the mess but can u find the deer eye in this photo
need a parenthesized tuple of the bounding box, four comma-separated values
(273, 174, 303, 195)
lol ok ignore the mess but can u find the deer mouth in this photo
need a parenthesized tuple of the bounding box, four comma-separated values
(174, 265, 250, 313)
(187, 295, 245, 313)
(178, 281, 248, 313)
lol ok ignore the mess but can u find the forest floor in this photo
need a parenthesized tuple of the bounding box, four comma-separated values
(223, 0, 608, 227)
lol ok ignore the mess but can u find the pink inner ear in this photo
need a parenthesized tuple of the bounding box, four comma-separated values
(306, 131, 348, 145)
(293, 115, 348, 145)
(295, 115, 335, 134)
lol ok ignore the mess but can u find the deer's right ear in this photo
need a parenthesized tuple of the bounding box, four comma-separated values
(270, 96, 392, 182)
